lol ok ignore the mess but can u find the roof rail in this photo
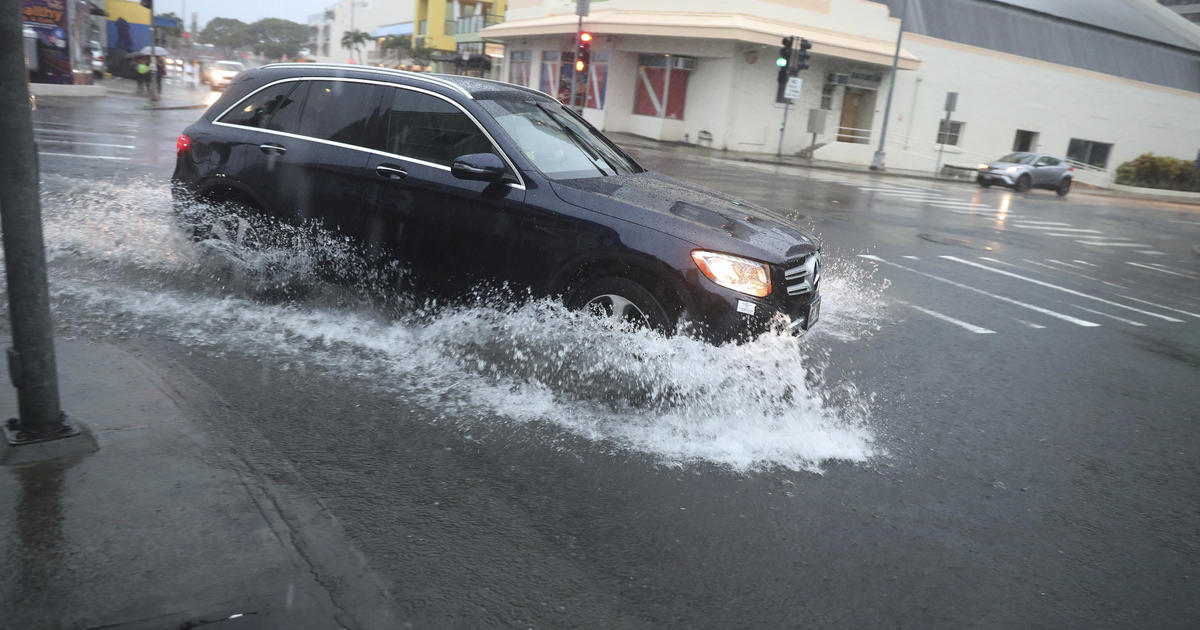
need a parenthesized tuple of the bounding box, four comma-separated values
(257, 63, 474, 99)
(431, 73, 557, 101)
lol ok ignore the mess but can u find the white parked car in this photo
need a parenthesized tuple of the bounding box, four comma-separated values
(207, 60, 245, 89)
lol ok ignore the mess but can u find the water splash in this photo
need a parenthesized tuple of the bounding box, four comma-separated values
(37, 176, 889, 472)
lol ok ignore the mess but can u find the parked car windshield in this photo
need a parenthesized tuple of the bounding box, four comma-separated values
(480, 98, 641, 179)
(998, 152, 1036, 164)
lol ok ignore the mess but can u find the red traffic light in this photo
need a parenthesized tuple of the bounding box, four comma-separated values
(579, 32, 593, 44)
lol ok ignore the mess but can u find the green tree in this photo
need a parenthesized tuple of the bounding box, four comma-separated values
(341, 29, 371, 63)
(199, 17, 250, 52)
(247, 18, 308, 60)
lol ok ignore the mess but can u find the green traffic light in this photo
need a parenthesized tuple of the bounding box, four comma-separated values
(776, 57, 788, 67)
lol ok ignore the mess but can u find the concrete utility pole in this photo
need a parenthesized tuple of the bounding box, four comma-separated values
(0, 1, 76, 449)
(870, 0, 907, 171)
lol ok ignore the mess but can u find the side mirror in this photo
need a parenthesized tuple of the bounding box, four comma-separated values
(451, 153, 508, 182)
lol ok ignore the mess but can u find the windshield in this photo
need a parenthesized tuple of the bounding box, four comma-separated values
(480, 98, 641, 179)
(997, 152, 1036, 164)
(216, 62, 244, 71)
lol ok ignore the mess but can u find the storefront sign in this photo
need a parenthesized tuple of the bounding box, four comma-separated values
(23, 0, 72, 84)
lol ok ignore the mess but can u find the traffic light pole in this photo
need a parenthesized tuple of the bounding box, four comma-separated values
(777, 100, 791, 158)
(570, 14, 582, 111)
(870, 0, 907, 171)
(0, 1, 78, 452)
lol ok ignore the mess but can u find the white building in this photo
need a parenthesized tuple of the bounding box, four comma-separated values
(308, 0, 415, 64)
(482, 0, 1200, 184)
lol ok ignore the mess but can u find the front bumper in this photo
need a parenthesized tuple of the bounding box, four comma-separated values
(977, 170, 1016, 186)
(684, 253, 822, 343)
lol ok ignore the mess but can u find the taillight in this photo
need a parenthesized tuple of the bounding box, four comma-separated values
(1069, 166, 1075, 172)
(176, 133, 192, 155)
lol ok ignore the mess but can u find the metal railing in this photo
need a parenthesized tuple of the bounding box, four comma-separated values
(455, 14, 503, 35)
(836, 126, 872, 144)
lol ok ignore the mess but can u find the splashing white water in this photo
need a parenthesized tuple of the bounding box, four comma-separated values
(37, 176, 889, 472)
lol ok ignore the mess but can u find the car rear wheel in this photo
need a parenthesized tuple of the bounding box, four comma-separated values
(566, 276, 674, 335)
(1056, 178, 1072, 197)
(1014, 174, 1032, 193)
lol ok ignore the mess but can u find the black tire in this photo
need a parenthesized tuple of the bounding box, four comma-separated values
(566, 276, 674, 335)
(977, 178, 992, 188)
(1014, 174, 1032, 193)
(1056, 178, 1072, 197)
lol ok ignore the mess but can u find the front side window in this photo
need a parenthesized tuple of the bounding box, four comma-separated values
(381, 88, 494, 166)
(219, 81, 302, 130)
(998, 152, 1036, 164)
(296, 80, 385, 147)
(481, 98, 640, 180)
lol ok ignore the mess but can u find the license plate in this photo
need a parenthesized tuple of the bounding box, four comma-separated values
(805, 299, 820, 329)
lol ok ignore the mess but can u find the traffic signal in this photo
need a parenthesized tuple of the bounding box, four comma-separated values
(777, 36, 793, 68)
(576, 31, 592, 72)
(795, 38, 812, 71)
(777, 36, 793, 103)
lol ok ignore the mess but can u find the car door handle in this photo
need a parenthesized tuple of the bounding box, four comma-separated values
(375, 164, 407, 180)
(259, 143, 286, 155)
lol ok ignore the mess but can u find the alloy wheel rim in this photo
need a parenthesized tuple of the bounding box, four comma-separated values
(585, 294, 651, 327)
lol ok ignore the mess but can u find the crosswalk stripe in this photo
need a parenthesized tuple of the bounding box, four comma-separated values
(939, 256, 1184, 322)
(858, 255, 1100, 327)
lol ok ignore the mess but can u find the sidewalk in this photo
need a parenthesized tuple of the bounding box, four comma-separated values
(103, 77, 211, 111)
(0, 338, 395, 628)
(607, 132, 1200, 208)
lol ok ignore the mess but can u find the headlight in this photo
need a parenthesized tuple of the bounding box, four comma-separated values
(1005, 166, 1020, 174)
(977, 163, 989, 170)
(691, 251, 771, 297)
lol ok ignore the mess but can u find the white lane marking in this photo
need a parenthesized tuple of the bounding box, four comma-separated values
(1044, 233, 1097, 238)
(978, 256, 1024, 270)
(903, 302, 996, 334)
(1015, 319, 1047, 329)
(35, 120, 140, 131)
(1013, 225, 1102, 233)
(1026, 259, 1129, 289)
(1016, 220, 1073, 226)
(36, 151, 131, 161)
(1126, 261, 1200, 279)
(36, 139, 135, 149)
(1167, 219, 1200, 225)
(939, 256, 1185, 323)
(1135, 250, 1168, 256)
(1072, 260, 1097, 267)
(1046, 259, 1088, 270)
(858, 255, 1100, 327)
(34, 128, 138, 140)
(1068, 304, 1146, 327)
(901, 255, 920, 260)
(1117, 296, 1200, 319)
(1076, 241, 1152, 247)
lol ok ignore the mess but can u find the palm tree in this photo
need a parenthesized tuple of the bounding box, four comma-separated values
(340, 29, 370, 63)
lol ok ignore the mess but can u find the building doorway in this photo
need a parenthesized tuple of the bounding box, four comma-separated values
(837, 87, 875, 144)
(1013, 129, 1038, 152)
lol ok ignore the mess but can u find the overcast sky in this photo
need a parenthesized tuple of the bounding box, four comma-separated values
(158, 0, 334, 31)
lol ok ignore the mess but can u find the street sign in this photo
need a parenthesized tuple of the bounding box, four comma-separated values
(576, 0, 589, 17)
(944, 91, 958, 113)
(784, 77, 803, 99)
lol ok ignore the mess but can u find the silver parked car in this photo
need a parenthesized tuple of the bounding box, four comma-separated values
(977, 152, 1074, 196)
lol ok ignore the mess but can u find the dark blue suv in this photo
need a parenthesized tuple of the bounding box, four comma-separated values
(172, 64, 822, 342)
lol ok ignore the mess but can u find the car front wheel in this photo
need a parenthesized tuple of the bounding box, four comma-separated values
(566, 276, 675, 335)
(1014, 174, 1032, 192)
(977, 177, 992, 188)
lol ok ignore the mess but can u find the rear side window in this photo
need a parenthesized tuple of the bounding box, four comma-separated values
(296, 80, 384, 147)
(380, 87, 494, 166)
(219, 81, 301, 130)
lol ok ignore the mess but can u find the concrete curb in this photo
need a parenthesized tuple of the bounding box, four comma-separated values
(28, 83, 106, 98)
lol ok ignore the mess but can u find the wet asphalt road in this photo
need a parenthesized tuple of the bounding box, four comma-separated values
(20, 92, 1200, 628)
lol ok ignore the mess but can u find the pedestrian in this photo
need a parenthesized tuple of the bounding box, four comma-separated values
(155, 57, 166, 95)
(135, 57, 150, 93)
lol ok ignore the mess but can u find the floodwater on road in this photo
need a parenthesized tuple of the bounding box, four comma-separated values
(33, 175, 891, 473)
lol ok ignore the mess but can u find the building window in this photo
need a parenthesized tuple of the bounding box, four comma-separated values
(581, 52, 610, 109)
(820, 82, 836, 110)
(936, 120, 964, 146)
(509, 51, 531, 88)
(634, 54, 692, 120)
(540, 52, 566, 102)
(1066, 138, 1113, 169)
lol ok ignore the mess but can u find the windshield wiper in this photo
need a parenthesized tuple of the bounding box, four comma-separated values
(536, 103, 618, 176)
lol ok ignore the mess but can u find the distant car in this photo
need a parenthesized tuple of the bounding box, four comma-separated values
(171, 64, 824, 342)
(87, 40, 105, 77)
(977, 152, 1074, 196)
(206, 60, 245, 89)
